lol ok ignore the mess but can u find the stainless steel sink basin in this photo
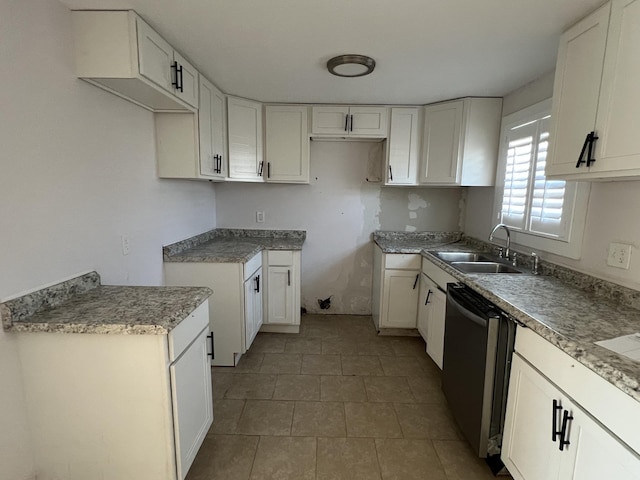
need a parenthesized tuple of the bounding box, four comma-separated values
(451, 262, 523, 274)
(432, 252, 494, 263)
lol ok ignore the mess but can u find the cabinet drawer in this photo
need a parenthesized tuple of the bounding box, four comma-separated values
(516, 327, 640, 455)
(168, 300, 209, 362)
(244, 252, 263, 281)
(268, 250, 294, 266)
(385, 253, 421, 270)
(421, 258, 457, 291)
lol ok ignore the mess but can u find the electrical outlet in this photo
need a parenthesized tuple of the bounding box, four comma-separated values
(607, 242, 632, 269)
(256, 211, 265, 223)
(121, 235, 131, 256)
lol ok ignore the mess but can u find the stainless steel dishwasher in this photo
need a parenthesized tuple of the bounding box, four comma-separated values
(441, 283, 517, 472)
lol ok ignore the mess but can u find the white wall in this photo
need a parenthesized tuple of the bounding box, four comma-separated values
(216, 141, 461, 314)
(463, 70, 640, 291)
(0, 1, 217, 478)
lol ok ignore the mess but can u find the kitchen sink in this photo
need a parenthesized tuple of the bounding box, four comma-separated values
(432, 252, 494, 263)
(451, 262, 523, 274)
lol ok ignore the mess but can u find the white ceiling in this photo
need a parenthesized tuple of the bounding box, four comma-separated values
(60, 0, 603, 105)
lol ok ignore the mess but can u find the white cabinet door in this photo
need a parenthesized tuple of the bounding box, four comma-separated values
(425, 285, 446, 369)
(592, 0, 640, 175)
(265, 105, 310, 183)
(266, 266, 295, 325)
(349, 106, 388, 136)
(420, 100, 463, 184)
(199, 77, 226, 179)
(381, 270, 420, 329)
(170, 327, 214, 480)
(502, 354, 563, 480)
(311, 106, 351, 135)
(136, 17, 174, 93)
(386, 107, 420, 185)
(559, 400, 640, 480)
(228, 97, 263, 181)
(546, 3, 610, 177)
(417, 273, 431, 341)
(173, 51, 199, 108)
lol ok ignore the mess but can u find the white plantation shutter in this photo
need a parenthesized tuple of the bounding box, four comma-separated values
(500, 115, 573, 240)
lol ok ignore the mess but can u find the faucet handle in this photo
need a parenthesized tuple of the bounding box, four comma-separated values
(531, 252, 540, 275)
(497, 247, 504, 258)
(512, 252, 518, 266)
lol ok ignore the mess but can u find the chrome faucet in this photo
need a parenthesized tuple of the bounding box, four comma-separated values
(489, 224, 511, 259)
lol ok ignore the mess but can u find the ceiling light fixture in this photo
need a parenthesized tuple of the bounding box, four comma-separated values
(327, 54, 376, 78)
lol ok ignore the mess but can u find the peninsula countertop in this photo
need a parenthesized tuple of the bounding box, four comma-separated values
(1, 272, 212, 335)
(164, 228, 306, 263)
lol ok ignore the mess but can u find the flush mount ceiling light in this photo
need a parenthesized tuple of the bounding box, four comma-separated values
(327, 54, 376, 77)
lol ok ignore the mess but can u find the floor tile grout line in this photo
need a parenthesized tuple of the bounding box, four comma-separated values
(247, 435, 262, 480)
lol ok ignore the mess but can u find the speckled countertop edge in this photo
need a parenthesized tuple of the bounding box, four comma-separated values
(420, 244, 640, 403)
(1, 273, 212, 335)
(373, 231, 463, 253)
(164, 228, 307, 263)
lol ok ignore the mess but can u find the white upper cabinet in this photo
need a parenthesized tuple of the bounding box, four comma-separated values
(385, 107, 421, 185)
(419, 97, 502, 186)
(265, 105, 310, 183)
(227, 96, 264, 182)
(72, 10, 199, 111)
(199, 76, 227, 179)
(311, 106, 388, 137)
(547, 0, 640, 180)
(546, 3, 611, 177)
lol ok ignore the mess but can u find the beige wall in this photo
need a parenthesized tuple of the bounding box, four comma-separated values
(0, 2, 217, 478)
(464, 70, 640, 291)
(216, 141, 462, 314)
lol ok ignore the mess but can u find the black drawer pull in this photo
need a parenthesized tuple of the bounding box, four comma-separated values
(425, 290, 432, 305)
(207, 332, 214, 359)
(287, 269, 291, 286)
(413, 274, 419, 290)
(344, 114, 349, 132)
(559, 409, 573, 451)
(552, 399, 563, 442)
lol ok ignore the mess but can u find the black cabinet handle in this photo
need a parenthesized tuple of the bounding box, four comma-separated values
(287, 269, 291, 286)
(267, 162, 271, 178)
(344, 114, 349, 132)
(552, 399, 563, 442)
(255, 275, 260, 293)
(389, 165, 393, 181)
(258, 161, 264, 176)
(559, 409, 573, 451)
(171, 61, 179, 88)
(576, 131, 598, 168)
(425, 289, 432, 305)
(413, 274, 419, 290)
(171, 61, 184, 92)
(207, 332, 214, 359)
(178, 64, 184, 92)
(350, 114, 354, 132)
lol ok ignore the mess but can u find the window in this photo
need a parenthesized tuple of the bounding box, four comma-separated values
(493, 99, 590, 259)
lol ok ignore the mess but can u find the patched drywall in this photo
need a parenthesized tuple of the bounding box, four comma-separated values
(216, 141, 461, 314)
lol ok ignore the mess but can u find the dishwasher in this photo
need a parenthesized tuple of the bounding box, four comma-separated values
(441, 283, 517, 473)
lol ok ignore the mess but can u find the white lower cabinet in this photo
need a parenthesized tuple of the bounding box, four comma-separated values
(16, 301, 212, 480)
(165, 252, 264, 366)
(372, 246, 421, 330)
(502, 329, 640, 480)
(263, 250, 301, 332)
(418, 273, 446, 369)
(243, 265, 263, 349)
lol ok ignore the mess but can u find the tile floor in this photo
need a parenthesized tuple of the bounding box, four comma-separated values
(186, 314, 506, 480)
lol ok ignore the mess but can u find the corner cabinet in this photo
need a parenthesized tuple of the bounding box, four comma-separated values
(262, 250, 301, 333)
(546, 0, 640, 180)
(385, 107, 421, 185)
(72, 10, 198, 111)
(16, 301, 213, 480)
(227, 96, 264, 182)
(311, 106, 388, 137)
(502, 328, 640, 480)
(372, 246, 420, 331)
(419, 97, 502, 186)
(264, 106, 310, 183)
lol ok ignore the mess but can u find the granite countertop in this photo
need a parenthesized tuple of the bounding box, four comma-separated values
(164, 228, 306, 263)
(1, 272, 212, 335)
(421, 245, 640, 403)
(373, 231, 463, 253)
